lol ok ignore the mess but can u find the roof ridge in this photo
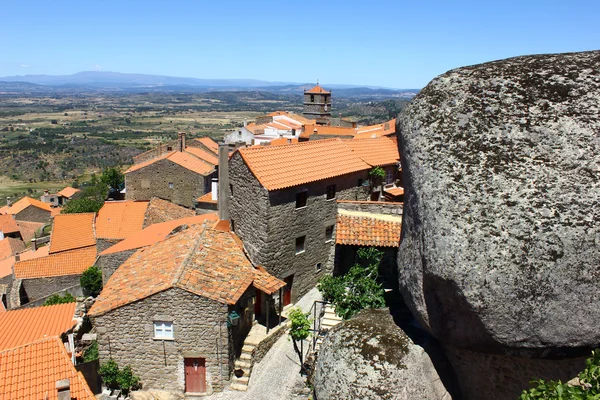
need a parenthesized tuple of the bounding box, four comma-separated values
(172, 224, 207, 287)
(240, 137, 341, 154)
(0, 335, 62, 354)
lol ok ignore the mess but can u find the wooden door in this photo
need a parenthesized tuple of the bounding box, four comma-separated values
(283, 275, 294, 306)
(254, 290, 262, 316)
(184, 358, 206, 393)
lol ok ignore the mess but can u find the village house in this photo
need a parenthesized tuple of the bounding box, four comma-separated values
(132, 135, 219, 165)
(125, 133, 218, 208)
(0, 246, 49, 310)
(228, 138, 373, 302)
(40, 186, 81, 207)
(0, 214, 23, 240)
(0, 196, 53, 223)
(89, 224, 284, 396)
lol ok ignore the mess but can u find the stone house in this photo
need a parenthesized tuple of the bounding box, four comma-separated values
(228, 138, 372, 302)
(0, 214, 22, 240)
(89, 224, 284, 395)
(40, 186, 80, 207)
(1, 196, 52, 223)
(0, 246, 49, 310)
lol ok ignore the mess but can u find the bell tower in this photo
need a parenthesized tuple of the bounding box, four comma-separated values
(303, 82, 331, 125)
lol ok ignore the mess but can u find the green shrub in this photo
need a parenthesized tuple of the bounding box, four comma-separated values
(44, 292, 76, 306)
(83, 341, 98, 362)
(61, 198, 104, 214)
(80, 266, 103, 297)
(99, 359, 140, 395)
(288, 307, 311, 373)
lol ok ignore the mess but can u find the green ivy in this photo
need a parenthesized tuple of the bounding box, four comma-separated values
(80, 266, 103, 297)
(44, 292, 76, 306)
(82, 341, 99, 362)
(369, 166, 386, 179)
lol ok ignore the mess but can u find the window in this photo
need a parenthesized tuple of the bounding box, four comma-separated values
(310, 94, 315, 103)
(230, 219, 235, 232)
(295, 191, 307, 209)
(326, 184, 336, 200)
(153, 321, 174, 339)
(168, 182, 174, 189)
(386, 169, 394, 184)
(315, 262, 322, 272)
(295, 236, 306, 254)
(325, 225, 334, 242)
(230, 183, 233, 196)
(167, 146, 173, 151)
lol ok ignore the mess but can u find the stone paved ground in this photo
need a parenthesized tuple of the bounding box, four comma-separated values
(210, 288, 322, 400)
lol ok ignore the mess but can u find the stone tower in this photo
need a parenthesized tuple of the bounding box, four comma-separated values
(303, 83, 331, 125)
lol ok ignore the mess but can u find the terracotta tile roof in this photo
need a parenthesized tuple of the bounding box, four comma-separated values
(306, 84, 330, 94)
(212, 219, 230, 232)
(0, 301, 4, 313)
(18, 245, 50, 261)
(0, 302, 77, 351)
(100, 213, 218, 255)
(0, 336, 94, 400)
(90, 225, 284, 316)
(300, 124, 356, 139)
(268, 137, 299, 146)
(0, 205, 9, 215)
(353, 118, 397, 139)
(0, 238, 25, 261)
(345, 137, 400, 167)
(193, 137, 219, 154)
(125, 152, 171, 173)
(49, 213, 96, 254)
(95, 200, 149, 239)
(185, 146, 219, 165)
(238, 138, 371, 191)
(0, 256, 15, 279)
(6, 196, 52, 215)
(125, 151, 215, 176)
(384, 187, 405, 196)
(1, 246, 52, 277)
(0, 214, 20, 234)
(336, 211, 402, 247)
(56, 186, 80, 198)
(253, 265, 286, 294)
(197, 192, 217, 204)
(16, 220, 44, 243)
(14, 245, 97, 279)
(143, 197, 196, 228)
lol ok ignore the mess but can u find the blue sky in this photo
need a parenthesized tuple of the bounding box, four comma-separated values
(1, 0, 598, 88)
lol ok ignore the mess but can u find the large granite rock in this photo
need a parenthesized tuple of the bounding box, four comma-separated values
(314, 308, 449, 400)
(397, 50, 600, 354)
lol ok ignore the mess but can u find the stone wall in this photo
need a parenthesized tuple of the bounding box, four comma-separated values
(97, 249, 137, 285)
(229, 152, 369, 300)
(96, 239, 122, 254)
(20, 284, 82, 308)
(337, 200, 403, 216)
(133, 141, 178, 165)
(125, 158, 213, 208)
(21, 274, 81, 303)
(93, 288, 232, 395)
(15, 207, 51, 223)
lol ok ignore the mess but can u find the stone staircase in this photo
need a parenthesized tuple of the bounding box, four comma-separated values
(230, 343, 256, 391)
(314, 304, 343, 352)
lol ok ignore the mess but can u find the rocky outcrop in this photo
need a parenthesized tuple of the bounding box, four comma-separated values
(314, 308, 449, 400)
(397, 51, 600, 397)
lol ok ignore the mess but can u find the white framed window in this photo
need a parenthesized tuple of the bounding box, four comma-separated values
(295, 236, 306, 255)
(168, 182, 174, 189)
(153, 321, 174, 340)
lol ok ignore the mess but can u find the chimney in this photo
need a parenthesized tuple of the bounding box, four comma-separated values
(211, 178, 218, 201)
(6, 197, 10, 207)
(243, 119, 247, 127)
(14, 253, 20, 262)
(31, 238, 37, 252)
(178, 132, 186, 152)
(217, 143, 230, 221)
(56, 379, 70, 400)
(157, 142, 162, 157)
(44, 190, 49, 196)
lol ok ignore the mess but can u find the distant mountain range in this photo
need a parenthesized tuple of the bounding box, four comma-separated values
(0, 71, 419, 98)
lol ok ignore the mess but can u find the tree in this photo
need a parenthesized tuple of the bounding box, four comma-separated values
(99, 359, 140, 395)
(288, 308, 311, 375)
(101, 167, 124, 190)
(520, 349, 600, 399)
(80, 266, 103, 297)
(44, 292, 76, 306)
(318, 247, 386, 320)
(62, 198, 104, 214)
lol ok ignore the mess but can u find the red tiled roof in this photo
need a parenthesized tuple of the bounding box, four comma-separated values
(0, 256, 15, 279)
(100, 213, 218, 255)
(197, 192, 217, 204)
(193, 137, 219, 154)
(0, 238, 25, 261)
(19, 246, 50, 261)
(353, 118, 397, 139)
(268, 137, 299, 146)
(253, 265, 286, 294)
(143, 197, 196, 228)
(300, 124, 356, 139)
(306, 84, 330, 94)
(185, 146, 219, 165)
(345, 137, 400, 167)
(336, 212, 402, 247)
(49, 213, 96, 254)
(238, 138, 371, 191)
(0, 336, 94, 400)
(384, 187, 404, 196)
(6, 196, 52, 215)
(0, 214, 20, 234)
(0, 246, 52, 278)
(56, 186, 80, 198)
(95, 201, 149, 239)
(125, 151, 215, 176)
(14, 245, 97, 279)
(90, 225, 284, 316)
(16, 221, 44, 243)
(0, 302, 77, 350)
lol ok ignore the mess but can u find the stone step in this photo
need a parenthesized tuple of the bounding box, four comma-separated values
(233, 375, 250, 385)
(230, 383, 248, 392)
(323, 311, 342, 320)
(235, 360, 252, 370)
(240, 352, 252, 361)
(241, 344, 255, 353)
(322, 318, 341, 328)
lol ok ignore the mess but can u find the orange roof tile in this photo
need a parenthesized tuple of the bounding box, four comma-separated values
(253, 265, 286, 294)
(18, 245, 50, 261)
(0, 336, 95, 400)
(384, 187, 404, 196)
(95, 200, 149, 239)
(353, 118, 397, 139)
(143, 197, 196, 228)
(197, 192, 217, 204)
(268, 137, 299, 146)
(306, 84, 330, 94)
(56, 186, 80, 198)
(0, 302, 77, 351)
(0, 214, 20, 234)
(238, 138, 371, 191)
(90, 225, 284, 316)
(345, 137, 400, 167)
(125, 152, 172, 173)
(185, 146, 219, 165)
(7, 196, 52, 215)
(301, 124, 356, 139)
(49, 213, 96, 254)
(193, 137, 219, 154)
(2, 246, 52, 277)
(100, 213, 218, 255)
(336, 212, 402, 247)
(125, 151, 215, 176)
(0, 256, 15, 279)
(14, 245, 97, 279)
(16, 220, 45, 243)
(0, 238, 25, 261)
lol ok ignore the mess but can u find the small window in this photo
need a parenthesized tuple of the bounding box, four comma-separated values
(315, 262, 322, 272)
(326, 184, 336, 200)
(325, 225, 334, 242)
(231, 219, 235, 232)
(295, 236, 306, 254)
(230, 183, 233, 196)
(310, 94, 315, 103)
(167, 146, 173, 151)
(358, 178, 364, 187)
(153, 321, 174, 339)
(168, 182, 174, 189)
(295, 191, 307, 209)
